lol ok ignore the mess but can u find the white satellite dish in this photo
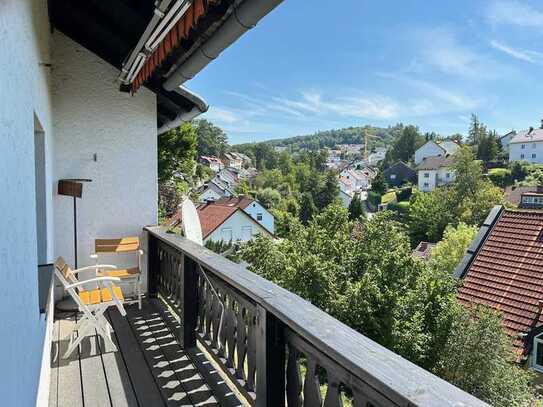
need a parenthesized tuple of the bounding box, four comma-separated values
(181, 198, 203, 246)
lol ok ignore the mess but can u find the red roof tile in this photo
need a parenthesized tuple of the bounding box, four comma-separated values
(212, 196, 254, 210)
(458, 210, 543, 354)
(196, 204, 238, 239)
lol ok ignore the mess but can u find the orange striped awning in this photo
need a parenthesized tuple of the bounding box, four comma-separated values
(131, 0, 209, 93)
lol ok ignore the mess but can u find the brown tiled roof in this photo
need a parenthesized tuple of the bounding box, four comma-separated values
(197, 203, 238, 239)
(212, 196, 254, 210)
(415, 155, 454, 171)
(457, 210, 543, 353)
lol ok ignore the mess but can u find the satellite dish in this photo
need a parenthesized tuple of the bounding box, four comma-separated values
(181, 198, 203, 246)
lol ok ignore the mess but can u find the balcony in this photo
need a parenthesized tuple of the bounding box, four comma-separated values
(49, 227, 488, 406)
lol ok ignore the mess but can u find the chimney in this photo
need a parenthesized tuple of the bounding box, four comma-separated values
(529, 126, 534, 134)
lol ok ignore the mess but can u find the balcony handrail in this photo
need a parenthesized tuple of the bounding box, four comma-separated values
(145, 226, 488, 407)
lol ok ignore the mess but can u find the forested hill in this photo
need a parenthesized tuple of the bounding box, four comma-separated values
(234, 124, 405, 151)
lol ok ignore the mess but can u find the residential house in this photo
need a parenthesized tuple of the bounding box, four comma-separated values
(519, 187, 543, 209)
(337, 144, 364, 156)
(338, 176, 355, 194)
(368, 147, 387, 166)
(383, 161, 417, 187)
(504, 185, 539, 207)
(339, 190, 354, 208)
(416, 155, 455, 192)
(1, 1, 490, 406)
(500, 130, 516, 153)
(199, 155, 224, 172)
(223, 152, 244, 170)
(414, 140, 459, 165)
(197, 201, 273, 243)
(455, 207, 543, 371)
(510, 127, 543, 164)
(212, 196, 275, 234)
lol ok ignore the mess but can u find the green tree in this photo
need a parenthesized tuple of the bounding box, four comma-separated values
(467, 114, 487, 146)
(256, 187, 281, 209)
(299, 192, 317, 225)
(315, 171, 340, 209)
(476, 131, 499, 164)
(408, 189, 455, 243)
(348, 194, 365, 220)
(371, 171, 387, 195)
(435, 305, 535, 407)
(391, 125, 424, 162)
(194, 119, 228, 157)
(429, 223, 478, 274)
(234, 180, 251, 196)
(158, 123, 197, 183)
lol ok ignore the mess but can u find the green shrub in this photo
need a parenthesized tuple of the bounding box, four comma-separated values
(367, 191, 381, 210)
(487, 168, 512, 187)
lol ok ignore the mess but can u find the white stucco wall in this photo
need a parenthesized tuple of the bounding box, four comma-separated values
(242, 201, 275, 234)
(205, 210, 271, 243)
(418, 169, 437, 192)
(510, 141, 543, 164)
(0, 1, 55, 405)
(51, 32, 158, 288)
(415, 141, 444, 164)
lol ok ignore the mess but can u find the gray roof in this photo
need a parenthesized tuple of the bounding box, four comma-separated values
(415, 155, 455, 171)
(510, 128, 543, 144)
(438, 141, 460, 155)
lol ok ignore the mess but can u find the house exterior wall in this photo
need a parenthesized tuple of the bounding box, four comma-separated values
(510, 141, 543, 164)
(0, 1, 55, 405)
(51, 32, 158, 287)
(418, 169, 438, 191)
(339, 190, 353, 208)
(199, 186, 225, 202)
(242, 201, 274, 234)
(204, 211, 271, 243)
(437, 167, 455, 185)
(414, 141, 444, 164)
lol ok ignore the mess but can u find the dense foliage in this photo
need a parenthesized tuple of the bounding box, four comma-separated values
(241, 207, 535, 406)
(408, 146, 503, 243)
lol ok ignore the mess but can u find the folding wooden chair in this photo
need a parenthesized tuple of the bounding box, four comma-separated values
(54, 257, 127, 359)
(91, 236, 143, 309)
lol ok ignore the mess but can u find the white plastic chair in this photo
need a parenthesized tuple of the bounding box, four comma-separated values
(54, 257, 127, 359)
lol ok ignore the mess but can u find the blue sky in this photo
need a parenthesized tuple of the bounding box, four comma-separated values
(187, 0, 543, 145)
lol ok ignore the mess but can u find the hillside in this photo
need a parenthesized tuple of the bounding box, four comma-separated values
(234, 124, 405, 152)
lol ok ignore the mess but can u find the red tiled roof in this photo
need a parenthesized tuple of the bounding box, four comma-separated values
(457, 210, 543, 354)
(197, 203, 239, 239)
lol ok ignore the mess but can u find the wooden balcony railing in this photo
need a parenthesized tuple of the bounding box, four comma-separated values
(145, 226, 489, 407)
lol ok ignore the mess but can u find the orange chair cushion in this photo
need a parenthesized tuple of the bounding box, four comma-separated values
(97, 267, 140, 279)
(79, 285, 124, 305)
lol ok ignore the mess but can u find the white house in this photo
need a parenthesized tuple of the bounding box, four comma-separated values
(340, 168, 372, 190)
(414, 140, 459, 165)
(509, 128, 543, 164)
(416, 156, 456, 192)
(212, 196, 275, 235)
(199, 156, 224, 172)
(197, 201, 274, 243)
(500, 130, 516, 153)
(223, 152, 244, 170)
(339, 190, 354, 207)
(0, 1, 281, 405)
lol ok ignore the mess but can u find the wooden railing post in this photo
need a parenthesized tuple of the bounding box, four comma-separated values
(147, 234, 159, 298)
(256, 304, 285, 407)
(182, 254, 198, 349)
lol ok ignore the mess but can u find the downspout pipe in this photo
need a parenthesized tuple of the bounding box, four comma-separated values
(163, 0, 284, 91)
(158, 86, 209, 134)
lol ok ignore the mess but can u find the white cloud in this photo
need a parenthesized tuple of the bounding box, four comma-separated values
(490, 40, 543, 64)
(419, 28, 492, 79)
(204, 107, 239, 124)
(486, 0, 543, 28)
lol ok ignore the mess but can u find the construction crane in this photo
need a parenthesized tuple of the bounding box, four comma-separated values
(363, 129, 378, 161)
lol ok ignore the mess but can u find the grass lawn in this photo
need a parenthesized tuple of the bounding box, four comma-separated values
(487, 167, 508, 175)
(381, 191, 396, 204)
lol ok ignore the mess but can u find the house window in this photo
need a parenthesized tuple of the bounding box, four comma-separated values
(532, 153, 537, 159)
(423, 182, 429, 188)
(521, 154, 525, 159)
(424, 173, 430, 178)
(241, 226, 253, 241)
(522, 144, 526, 149)
(446, 173, 450, 179)
(533, 334, 543, 372)
(221, 228, 233, 242)
(257, 213, 263, 221)
(390, 174, 396, 180)
(533, 143, 537, 149)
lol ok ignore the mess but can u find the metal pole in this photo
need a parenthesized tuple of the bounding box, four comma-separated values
(73, 196, 77, 268)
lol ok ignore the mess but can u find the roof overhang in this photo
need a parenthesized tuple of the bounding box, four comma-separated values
(48, 0, 208, 131)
